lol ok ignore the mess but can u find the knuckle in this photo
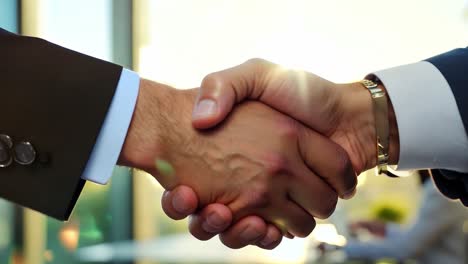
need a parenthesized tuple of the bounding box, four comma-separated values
(245, 58, 274, 74)
(201, 72, 224, 89)
(276, 117, 299, 140)
(263, 152, 289, 175)
(245, 57, 268, 66)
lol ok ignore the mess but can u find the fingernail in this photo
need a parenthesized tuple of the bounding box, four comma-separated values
(192, 99, 217, 119)
(202, 212, 224, 233)
(240, 226, 262, 242)
(172, 191, 190, 214)
(341, 187, 357, 200)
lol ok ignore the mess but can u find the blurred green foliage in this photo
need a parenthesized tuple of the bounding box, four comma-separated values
(371, 205, 405, 223)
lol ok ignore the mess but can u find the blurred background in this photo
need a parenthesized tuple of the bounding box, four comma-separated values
(0, 0, 467, 263)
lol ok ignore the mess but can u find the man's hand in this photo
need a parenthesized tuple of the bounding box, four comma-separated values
(118, 79, 356, 248)
(192, 58, 400, 173)
(165, 58, 400, 249)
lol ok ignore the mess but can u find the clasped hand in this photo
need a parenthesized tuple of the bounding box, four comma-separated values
(120, 59, 399, 250)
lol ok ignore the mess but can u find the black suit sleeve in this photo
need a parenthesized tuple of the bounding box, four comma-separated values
(0, 28, 123, 220)
(425, 48, 468, 206)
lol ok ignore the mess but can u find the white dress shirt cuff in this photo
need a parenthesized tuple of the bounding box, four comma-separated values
(371, 61, 468, 173)
(81, 69, 140, 184)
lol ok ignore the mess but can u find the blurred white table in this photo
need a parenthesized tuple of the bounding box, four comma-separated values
(76, 233, 323, 263)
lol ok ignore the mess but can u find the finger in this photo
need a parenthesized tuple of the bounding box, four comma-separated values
(161, 185, 199, 220)
(288, 163, 338, 219)
(219, 216, 268, 249)
(189, 204, 233, 241)
(280, 200, 317, 238)
(192, 59, 274, 129)
(298, 128, 357, 199)
(255, 224, 283, 250)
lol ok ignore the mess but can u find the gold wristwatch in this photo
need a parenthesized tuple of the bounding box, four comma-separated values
(360, 79, 390, 176)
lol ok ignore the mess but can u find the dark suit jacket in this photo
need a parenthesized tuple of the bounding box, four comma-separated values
(426, 49, 468, 206)
(0, 28, 122, 220)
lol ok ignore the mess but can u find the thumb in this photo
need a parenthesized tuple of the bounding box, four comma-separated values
(191, 77, 237, 129)
(192, 59, 269, 129)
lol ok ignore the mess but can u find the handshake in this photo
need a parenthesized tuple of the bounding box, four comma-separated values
(118, 59, 400, 249)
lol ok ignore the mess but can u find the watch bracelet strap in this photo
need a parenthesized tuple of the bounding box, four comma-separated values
(360, 79, 390, 175)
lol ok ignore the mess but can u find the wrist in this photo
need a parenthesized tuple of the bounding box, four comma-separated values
(352, 82, 400, 171)
(337, 81, 399, 173)
(118, 79, 179, 171)
(343, 82, 378, 172)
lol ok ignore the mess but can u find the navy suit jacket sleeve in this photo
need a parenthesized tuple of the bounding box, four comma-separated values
(425, 48, 468, 206)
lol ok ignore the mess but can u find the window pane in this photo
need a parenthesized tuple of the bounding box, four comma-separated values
(138, 0, 468, 86)
(38, 0, 112, 61)
(0, 0, 18, 32)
